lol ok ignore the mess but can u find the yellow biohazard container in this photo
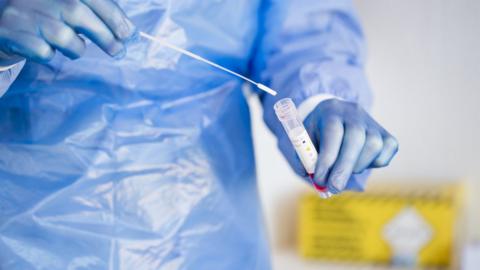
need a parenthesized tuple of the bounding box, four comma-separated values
(298, 181, 463, 267)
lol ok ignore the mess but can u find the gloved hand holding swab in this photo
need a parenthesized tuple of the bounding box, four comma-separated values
(139, 32, 277, 96)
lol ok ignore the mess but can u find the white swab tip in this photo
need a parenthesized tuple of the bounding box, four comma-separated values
(256, 83, 277, 96)
(139, 32, 149, 39)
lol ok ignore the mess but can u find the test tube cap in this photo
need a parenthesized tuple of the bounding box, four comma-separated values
(274, 98, 297, 120)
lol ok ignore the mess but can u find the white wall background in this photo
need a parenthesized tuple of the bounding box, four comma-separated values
(249, 0, 480, 253)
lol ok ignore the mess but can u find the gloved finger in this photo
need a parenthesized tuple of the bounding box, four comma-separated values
(0, 31, 54, 62)
(277, 133, 307, 177)
(352, 130, 383, 173)
(39, 17, 86, 60)
(371, 135, 399, 167)
(62, 2, 125, 57)
(0, 7, 83, 60)
(80, 0, 136, 41)
(327, 123, 366, 193)
(313, 116, 344, 187)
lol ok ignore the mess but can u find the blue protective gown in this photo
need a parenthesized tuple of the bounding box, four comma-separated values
(0, 0, 371, 269)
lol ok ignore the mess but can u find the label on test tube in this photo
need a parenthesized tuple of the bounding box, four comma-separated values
(288, 129, 317, 174)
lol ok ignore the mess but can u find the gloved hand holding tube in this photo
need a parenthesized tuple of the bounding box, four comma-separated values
(276, 97, 399, 195)
(0, 0, 136, 66)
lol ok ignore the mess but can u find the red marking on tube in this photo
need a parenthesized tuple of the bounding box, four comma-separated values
(308, 174, 328, 192)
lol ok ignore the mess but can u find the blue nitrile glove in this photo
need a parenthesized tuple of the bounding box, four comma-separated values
(300, 99, 398, 194)
(0, 0, 136, 65)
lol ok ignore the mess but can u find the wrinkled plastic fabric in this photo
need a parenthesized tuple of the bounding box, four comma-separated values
(0, 0, 269, 269)
(0, 0, 371, 269)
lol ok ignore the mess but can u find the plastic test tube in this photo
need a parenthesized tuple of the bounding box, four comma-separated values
(274, 98, 332, 199)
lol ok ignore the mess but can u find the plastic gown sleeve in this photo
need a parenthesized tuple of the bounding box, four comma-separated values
(0, 61, 25, 98)
(252, 0, 373, 190)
